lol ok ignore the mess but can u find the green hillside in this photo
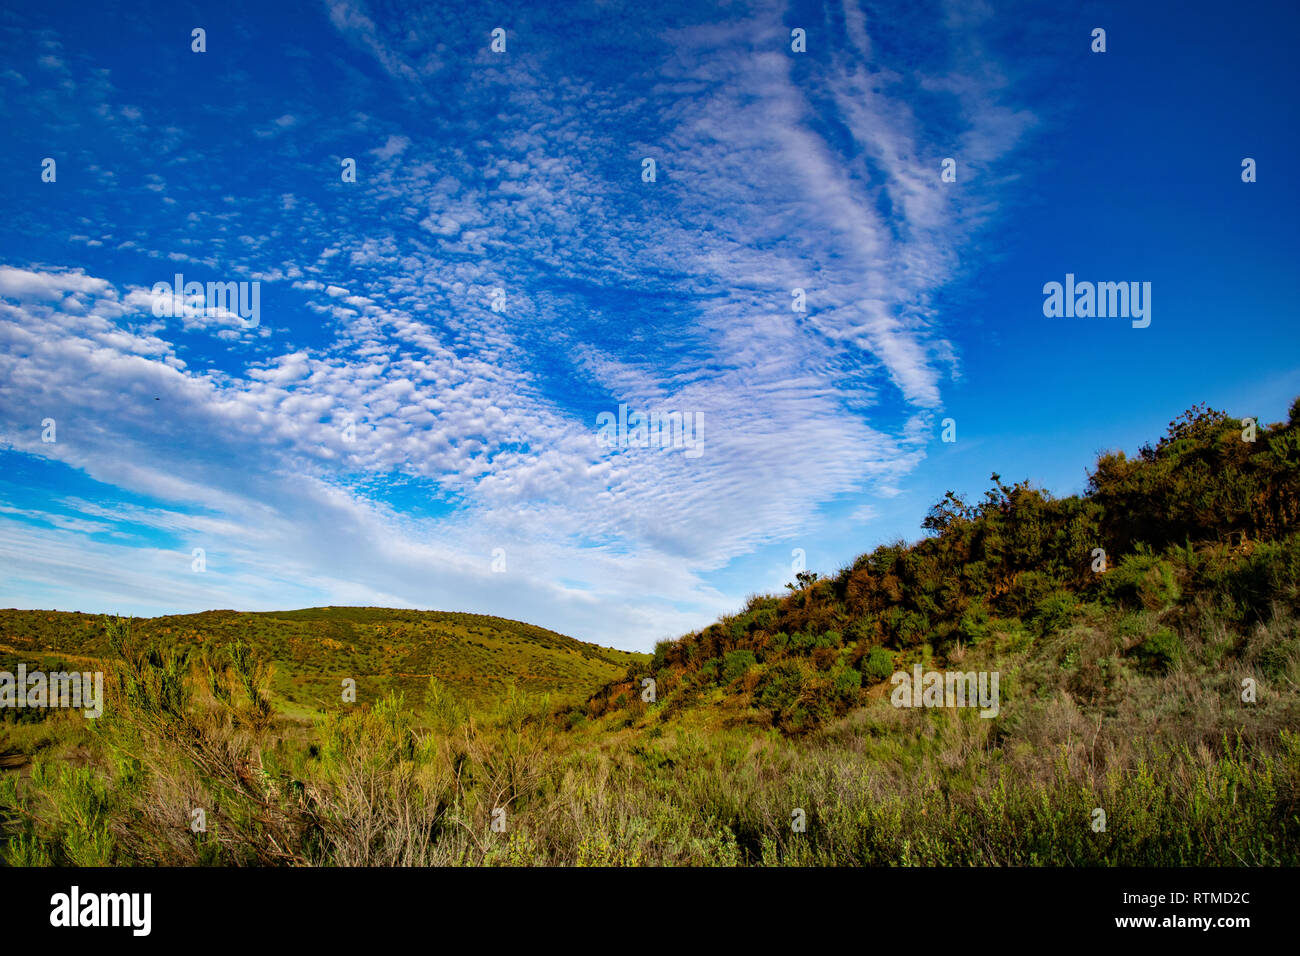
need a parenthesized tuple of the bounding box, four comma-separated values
(585, 400, 1300, 738)
(0, 606, 645, 715)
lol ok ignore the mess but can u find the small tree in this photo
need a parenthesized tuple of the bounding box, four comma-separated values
(785, 570, 820, 592)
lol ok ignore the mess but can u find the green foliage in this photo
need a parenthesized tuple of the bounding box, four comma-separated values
(789, 631, 840, 653)
(883, 608, 929, 647)
(956, 604, 990, 645)
(593, 397, 1300, 734)
(2, 762, 114, 866)
(1031, 591, 1078, 636)
(1129, 629, 1182, 674)
(721, 650, 757, 684)
(1090, 402, 1300, 555)
(831, 665, 861, 701)
(755, 662, 805, 716)
(1207, 532, 1300, 621)
(861, 646, 896, 683)
(1103, 549, 1181, 610)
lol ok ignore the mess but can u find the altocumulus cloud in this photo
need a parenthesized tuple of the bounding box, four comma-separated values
(0, 0, 1032, 648)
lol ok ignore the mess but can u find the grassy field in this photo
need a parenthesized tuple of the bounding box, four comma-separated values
(1, 597, 1294, 866)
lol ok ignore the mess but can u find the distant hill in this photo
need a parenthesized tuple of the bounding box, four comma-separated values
(0, 606, 646, 714)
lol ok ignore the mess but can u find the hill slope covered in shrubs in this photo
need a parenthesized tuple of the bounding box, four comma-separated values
(588, 400, 1300, 735)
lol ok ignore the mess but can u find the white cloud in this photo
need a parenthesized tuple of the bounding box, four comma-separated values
(0, 4, 1033, 648)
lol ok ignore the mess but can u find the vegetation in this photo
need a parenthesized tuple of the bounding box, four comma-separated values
(0, 606, 642, 715)
(1, 400, 1298, 865)
(606, 400, 1300, 733)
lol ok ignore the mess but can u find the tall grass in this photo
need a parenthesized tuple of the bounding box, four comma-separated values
(2, 607, 1296, 866)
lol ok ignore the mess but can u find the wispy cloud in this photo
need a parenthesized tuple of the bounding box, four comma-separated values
(0, 0, 1034, 647)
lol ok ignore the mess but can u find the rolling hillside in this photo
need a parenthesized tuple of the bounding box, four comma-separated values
(0, 606, 646, 714)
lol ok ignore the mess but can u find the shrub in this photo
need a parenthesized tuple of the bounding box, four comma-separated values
(1214, 532, 1300, 620)
(862, 646, 895, 683)
(1129, 629, 1182, 673)
(957, 604, 991, 645)
(1006, 570, 1061, 617)
(1032, 591, 1077, 636)
(1257, 636, 1299, 680)
(721, 650, 757, 684)
(755, 661, 805, 714)
(831, 666, 862, 701)
(845, 617, 876, 643)
(790, 631, 839, 653)
(1104, 550, 1181, 609)
(1115, 609, 1157, 641)
(883, 608, 929, 647)
(650, 640, 672, 672)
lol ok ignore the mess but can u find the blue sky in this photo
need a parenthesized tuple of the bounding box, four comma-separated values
(0, 0, 1297, 650)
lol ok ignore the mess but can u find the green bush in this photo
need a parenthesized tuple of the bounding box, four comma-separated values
(1114, 610, 1159, 645)
(831, 666, 862, 701)
(957, 604, 990, 645)
(721, 650, 757, 683)
(1215, 532, 1300, 621)
(845, 617, 876, 643)
(1032, 591, 1077, 636)
(861, 646, 895, 683)
(790, 631, 840, 652)
(1258, 636, 1299, 680)
(1130, 628, 1182, 673)
(755, 661, 805, 714)
(883, 608, 929, 646)
(1007, 570, 1061, 617)
(1104, 550, 1181, 609)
